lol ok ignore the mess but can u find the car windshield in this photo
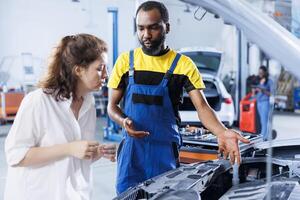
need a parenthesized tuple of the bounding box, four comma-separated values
(182, 51, 221, 72)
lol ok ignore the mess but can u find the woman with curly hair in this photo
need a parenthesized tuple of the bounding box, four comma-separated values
(4, 34, 116, 200)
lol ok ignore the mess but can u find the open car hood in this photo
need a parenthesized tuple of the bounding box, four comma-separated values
(255, 138, 300, 149)
(180, 0, 300, 79)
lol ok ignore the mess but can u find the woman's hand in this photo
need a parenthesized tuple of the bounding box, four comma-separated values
(95, 144, 117, 162)
(68, 140, 99, 160)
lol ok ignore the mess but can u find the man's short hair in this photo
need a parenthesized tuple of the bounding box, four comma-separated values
(136, 1, 169, 23)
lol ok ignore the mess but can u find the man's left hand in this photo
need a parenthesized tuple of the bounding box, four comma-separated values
(217, 129, 250, 165)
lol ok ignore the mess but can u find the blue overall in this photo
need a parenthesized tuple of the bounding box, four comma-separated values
(116, 50, 182, 194)
(257, 100, 270, 140)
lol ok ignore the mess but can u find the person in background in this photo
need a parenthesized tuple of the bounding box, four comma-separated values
(252, 65, 273, 141)
(107, 1, 250, 194)
(4, 34, 116, 200)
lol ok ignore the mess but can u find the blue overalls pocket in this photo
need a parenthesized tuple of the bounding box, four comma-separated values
(132, 93, 163, 105)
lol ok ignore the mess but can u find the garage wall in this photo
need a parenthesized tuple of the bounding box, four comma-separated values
(292, 0, 300, 38)
(0, 0, 137, 88)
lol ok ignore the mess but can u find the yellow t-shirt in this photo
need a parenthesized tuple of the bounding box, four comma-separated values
(108, 47, 205, 123)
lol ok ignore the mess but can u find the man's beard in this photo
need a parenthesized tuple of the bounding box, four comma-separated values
(139, 34, 166, 56)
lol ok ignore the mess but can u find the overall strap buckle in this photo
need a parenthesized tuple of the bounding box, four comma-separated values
(162, 53, 182, 87)
(128, 50, 134, 84)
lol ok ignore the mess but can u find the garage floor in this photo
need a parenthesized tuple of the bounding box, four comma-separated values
(0, 112, 299, 199)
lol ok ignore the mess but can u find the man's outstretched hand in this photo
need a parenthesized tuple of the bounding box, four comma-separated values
(123, 117, 150, 138)
(217, 129, 250, 165)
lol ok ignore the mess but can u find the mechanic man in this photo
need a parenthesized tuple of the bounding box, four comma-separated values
(107, 1, 250, 194)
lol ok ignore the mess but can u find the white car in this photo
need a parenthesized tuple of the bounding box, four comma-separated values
(178, 47, 235, 127)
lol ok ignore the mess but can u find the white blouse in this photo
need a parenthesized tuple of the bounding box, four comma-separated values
(4, 89, 96, 200)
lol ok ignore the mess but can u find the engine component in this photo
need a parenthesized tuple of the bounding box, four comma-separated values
(220, 180, 300, 200)
(179, 130, 261, 163)
(114, 160, 231, 200)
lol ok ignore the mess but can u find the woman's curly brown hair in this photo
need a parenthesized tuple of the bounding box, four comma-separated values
(38, 33, 107, 101)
